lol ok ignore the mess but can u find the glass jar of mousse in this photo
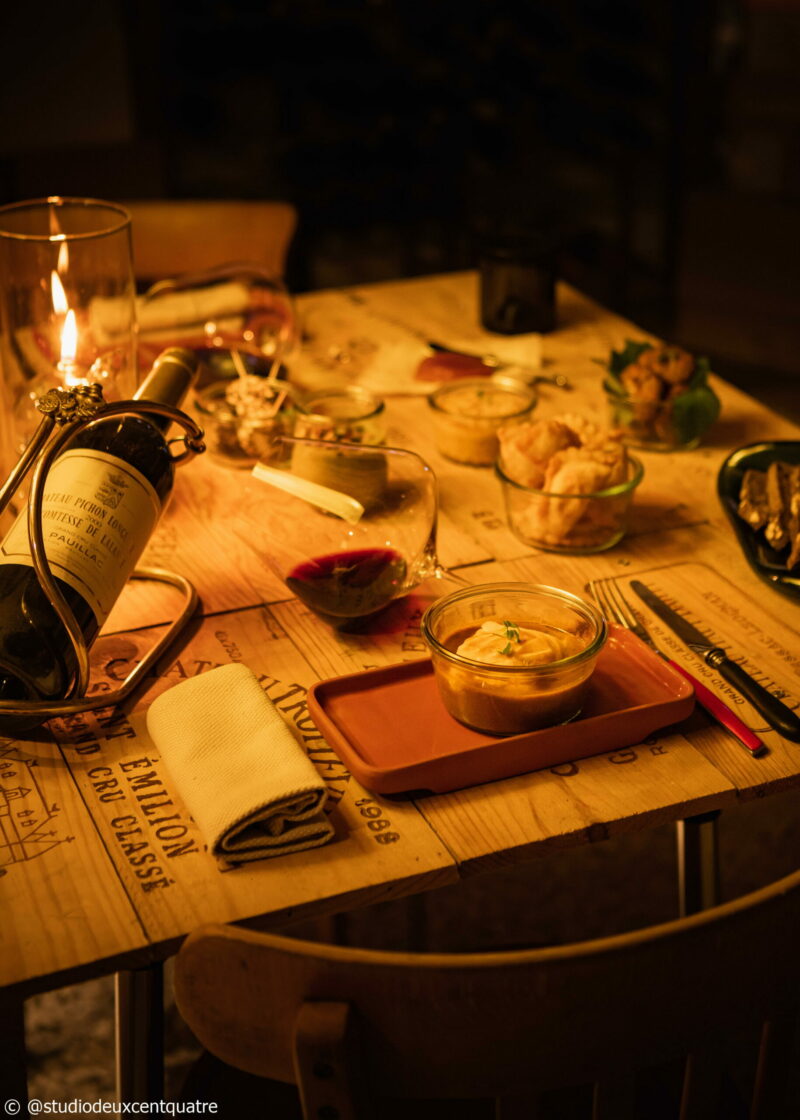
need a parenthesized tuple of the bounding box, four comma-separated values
(421, 583, 607, 735)
(428, 376, 537, 466)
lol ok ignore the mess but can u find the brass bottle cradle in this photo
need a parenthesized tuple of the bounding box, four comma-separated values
(0, 379, 205, 722)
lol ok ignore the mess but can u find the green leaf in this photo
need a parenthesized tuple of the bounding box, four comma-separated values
(499, 620, 522, 656)
(605, 339, 654, 378)
(670, 383, 721, 446)
(687, 356, 712, 389)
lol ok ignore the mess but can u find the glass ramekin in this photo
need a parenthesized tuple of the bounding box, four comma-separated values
(421, 583, 607, 735)
(194, 379, 292, 466)
(604, 381, 720, 452)
(294, 385, 386, 446)
(428, 377, 537, 466)
(495, 455, 644, 554)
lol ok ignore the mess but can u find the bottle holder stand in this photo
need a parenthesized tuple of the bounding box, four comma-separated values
(0, 382, 205, 724)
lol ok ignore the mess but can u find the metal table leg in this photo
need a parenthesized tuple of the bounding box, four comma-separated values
(0, 994, 28, 1107)
(676, 810, 721, 916)
(115, 963, 164, 1103)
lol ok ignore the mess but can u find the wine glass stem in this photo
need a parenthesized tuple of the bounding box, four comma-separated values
(434, 562, 471, 587)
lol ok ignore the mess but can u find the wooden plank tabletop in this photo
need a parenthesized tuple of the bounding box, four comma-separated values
(0, 732, 149, 994)
(4, 270, 800, 996)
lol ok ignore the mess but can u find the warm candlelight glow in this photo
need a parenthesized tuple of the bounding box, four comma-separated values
(61, 310, 78, 365)
(51, 270, 83, 385)
(51, 270, 68, 314)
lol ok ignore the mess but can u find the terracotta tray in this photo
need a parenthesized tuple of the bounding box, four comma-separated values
(307, 625, 695, 795)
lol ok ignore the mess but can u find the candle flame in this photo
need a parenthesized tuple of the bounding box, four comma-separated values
(61, 310, 78, 366)
(51, 270, 83, 384)
(51, 270, 68, 314)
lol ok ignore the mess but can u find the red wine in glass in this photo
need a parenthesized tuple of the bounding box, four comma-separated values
(285, 547, 407, 619)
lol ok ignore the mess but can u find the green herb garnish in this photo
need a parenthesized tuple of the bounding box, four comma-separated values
(499, 620, 521, 655)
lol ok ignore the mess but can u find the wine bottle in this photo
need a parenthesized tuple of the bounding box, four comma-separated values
(0, 347, 200, 735)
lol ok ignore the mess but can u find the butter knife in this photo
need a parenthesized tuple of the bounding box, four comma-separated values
(630, 580, 800, 742)
(426, 342, 571, 389)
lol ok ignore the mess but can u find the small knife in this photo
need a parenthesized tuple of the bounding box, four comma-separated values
(630, 580, 800, 742)
(426, 342, 571, 388)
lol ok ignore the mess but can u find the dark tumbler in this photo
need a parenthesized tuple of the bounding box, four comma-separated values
(479, 234, 556, 334)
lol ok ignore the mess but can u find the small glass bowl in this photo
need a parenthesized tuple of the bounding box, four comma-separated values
(495, 455, 644, 554)
(421, 583, 607, 735)
(604, 381, 720, 452)
(194, 378, 293, 467)
(294, 386, 386, 446)
(428, 377, 537, 466)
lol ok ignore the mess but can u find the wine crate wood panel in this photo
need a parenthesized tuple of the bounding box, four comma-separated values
(0, 733, 147, 993)
(105, 453, 288, 633)
(414, 729, 737, 877)
(613, 561, 800, 798)
(50, 607, 457, 949)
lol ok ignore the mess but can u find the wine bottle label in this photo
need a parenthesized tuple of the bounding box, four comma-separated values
(0, 449, 161, 627)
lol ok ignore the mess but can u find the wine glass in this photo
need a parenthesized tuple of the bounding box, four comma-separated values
(239, 439, 468, 625)
(137, 263, 296, 388)
(0, 196, 137, 480)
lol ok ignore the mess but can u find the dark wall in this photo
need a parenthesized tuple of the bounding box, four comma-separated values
(2, 0, 799, 362)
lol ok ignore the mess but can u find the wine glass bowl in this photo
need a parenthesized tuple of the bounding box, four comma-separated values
(240, 440, 454, 624)
(137, 263, 296, 388)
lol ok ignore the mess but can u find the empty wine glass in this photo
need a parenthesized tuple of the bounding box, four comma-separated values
(239, 439, 468, 625)
(137, 263, 297, 387)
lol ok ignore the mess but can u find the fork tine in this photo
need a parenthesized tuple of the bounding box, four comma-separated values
(588, 577, 636, 631)
(606, 580, 640, 630)
(587, 578, 611, 619)
(587, 578, 618, 623)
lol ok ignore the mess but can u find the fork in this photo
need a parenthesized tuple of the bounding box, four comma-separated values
(588, 577, 766, 757)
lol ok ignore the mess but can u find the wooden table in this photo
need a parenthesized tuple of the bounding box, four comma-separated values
(3, 272, 800, 1099)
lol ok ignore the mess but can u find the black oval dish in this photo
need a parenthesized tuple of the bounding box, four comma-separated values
(717, 441, 800, 602)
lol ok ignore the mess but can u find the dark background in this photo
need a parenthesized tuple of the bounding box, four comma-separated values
(2, 0, 799, 413)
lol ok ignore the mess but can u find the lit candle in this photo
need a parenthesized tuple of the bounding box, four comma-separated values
(51, 271, 84, 386)
(59, 309, 81, 386)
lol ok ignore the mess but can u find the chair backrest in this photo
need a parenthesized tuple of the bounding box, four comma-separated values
(174, 868, 800, 1118)
(123, 200, 297, 283)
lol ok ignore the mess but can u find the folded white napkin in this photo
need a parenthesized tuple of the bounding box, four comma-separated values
(145, 663, 334, 862)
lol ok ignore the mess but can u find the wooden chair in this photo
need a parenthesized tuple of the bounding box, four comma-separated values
(123, 199, 297, 283)
(174, 867, 800, 1119)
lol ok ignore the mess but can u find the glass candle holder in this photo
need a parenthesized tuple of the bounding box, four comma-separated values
(0, 197, 137, 479)
(428, 377, 537, 466)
